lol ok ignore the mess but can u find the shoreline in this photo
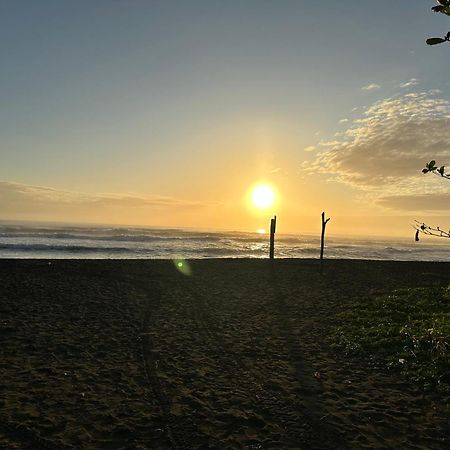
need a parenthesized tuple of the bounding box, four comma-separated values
(1, 256, 450, 261)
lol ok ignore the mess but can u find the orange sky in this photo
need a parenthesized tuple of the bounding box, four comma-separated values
(1, 2, 450, 238)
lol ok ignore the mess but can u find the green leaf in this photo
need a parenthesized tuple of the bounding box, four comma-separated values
(426, 37, 447, 45)
(427, 160, 437, 170)
(422, 168, 429, 174)
(432, 5, 450, 15)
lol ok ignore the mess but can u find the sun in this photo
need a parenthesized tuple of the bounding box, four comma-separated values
(251, 184, 275, 209)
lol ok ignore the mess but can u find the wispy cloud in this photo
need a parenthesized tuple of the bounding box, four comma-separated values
(306, 90, 450, 211)
(339, 118, 349, 124)
(400, 78, 418, 88)
(361, 83, 381, 91)
(378, 193, 450, 212)
(0, 182, 211, 208)
(0, 181, 219, 222)
(318, 140, 341, 148)
(303, 145, 316, 152)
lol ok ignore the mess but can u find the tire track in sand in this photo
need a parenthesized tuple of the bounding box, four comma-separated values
(66, 266, 185, 449)
(137, 269, 212, 450)
(141, 293, 183, 450)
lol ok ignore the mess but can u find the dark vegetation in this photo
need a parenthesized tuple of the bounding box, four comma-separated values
(422, 160, 450, 179)
(427, 1, 450, 45)
(415, 161, 450, 239)
(332, 286, 450, 392)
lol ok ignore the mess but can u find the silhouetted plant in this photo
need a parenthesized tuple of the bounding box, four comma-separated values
(414, 221, 450, 240)
(414, 161, 450, 240)
(427, 1, 450, 45)
(422, 160, 450, 179)
(421, 3, 450, 238)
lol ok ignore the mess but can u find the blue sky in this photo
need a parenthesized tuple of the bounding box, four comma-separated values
(1, 1, 450, 234)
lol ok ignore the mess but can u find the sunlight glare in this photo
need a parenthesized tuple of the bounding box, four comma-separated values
(251, 184, 275, 209)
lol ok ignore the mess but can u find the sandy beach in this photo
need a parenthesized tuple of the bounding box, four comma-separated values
(1, 259, 449, 449)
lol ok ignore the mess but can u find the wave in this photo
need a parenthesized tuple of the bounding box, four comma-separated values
(0, 225, 449, 261)
(384, 246, 414, 253)
(0, 228, 275, 244)
(0, 243, 144, 254)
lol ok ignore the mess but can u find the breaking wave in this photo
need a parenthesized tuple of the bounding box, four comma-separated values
(0, 224, 449, 261)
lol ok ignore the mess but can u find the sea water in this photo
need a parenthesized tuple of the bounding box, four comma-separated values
(0, 223, 449, 261)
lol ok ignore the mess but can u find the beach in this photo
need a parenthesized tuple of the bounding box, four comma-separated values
(1, 259, 449, 449)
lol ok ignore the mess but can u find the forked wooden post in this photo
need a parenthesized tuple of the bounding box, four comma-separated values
(320, 212, 330, 273)
(269, 215, 277, 259)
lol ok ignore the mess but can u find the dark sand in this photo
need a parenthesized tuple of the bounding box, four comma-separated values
(1, 259, 449, 449)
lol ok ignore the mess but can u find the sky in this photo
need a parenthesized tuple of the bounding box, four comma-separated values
(1, 0, 450, 237)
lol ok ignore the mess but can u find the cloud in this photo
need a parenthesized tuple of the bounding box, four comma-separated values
(318, 140, 341, 147)
(0, 181, 218, 223)
(361, 83, 381, 91)
(304, 145, 316, 152)
(307, 90, 450, 211)
(0, 182, 210, 208)
(378, 193, 450, 212)
(339, 118, 349, 124)
(270, 167, 281, 173)
(400, 78, 418, 88)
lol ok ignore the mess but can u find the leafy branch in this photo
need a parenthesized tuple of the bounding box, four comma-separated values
(427, 1, 450, 45)
(415, 6, 450, 240)
(415, 160, 449, 241)
(422, 160, 450, 179)
(414, 221, 450, 241)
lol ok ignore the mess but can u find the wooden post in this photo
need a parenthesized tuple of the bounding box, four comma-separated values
(269, 215, 277, 259)
(320, 212, 330, 273)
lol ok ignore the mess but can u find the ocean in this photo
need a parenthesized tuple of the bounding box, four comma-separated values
(0, 223, 449, 261)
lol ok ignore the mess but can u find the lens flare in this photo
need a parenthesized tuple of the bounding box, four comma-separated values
(173, 259, 192, 276)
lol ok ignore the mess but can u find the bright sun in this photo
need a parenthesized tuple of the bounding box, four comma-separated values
(251, 184, 275, 209)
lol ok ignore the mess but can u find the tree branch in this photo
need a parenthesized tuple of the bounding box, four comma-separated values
(422, 160, 450, 179)
(427, 2, 450, 45)
(413, 221, 450, 240)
